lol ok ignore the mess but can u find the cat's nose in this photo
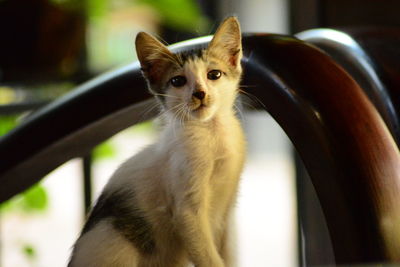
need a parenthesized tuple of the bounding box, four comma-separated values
(192, 91, 206, 100)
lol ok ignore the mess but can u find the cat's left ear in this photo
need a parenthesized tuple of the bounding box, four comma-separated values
(135, 32, 177, 83)
(208, 17, 242, 68)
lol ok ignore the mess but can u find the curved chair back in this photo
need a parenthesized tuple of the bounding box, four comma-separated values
(297, 28, 400, 146)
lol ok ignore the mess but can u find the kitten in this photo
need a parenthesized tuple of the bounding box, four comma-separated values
(68, 17, 246, 267)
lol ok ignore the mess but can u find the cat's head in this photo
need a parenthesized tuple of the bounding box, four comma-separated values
(135, 17, 242, 122)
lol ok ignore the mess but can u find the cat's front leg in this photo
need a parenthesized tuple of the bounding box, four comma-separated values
(171, 164, 224, 267)
(176, 204, 225, 267)
(218, 214, 237, 267)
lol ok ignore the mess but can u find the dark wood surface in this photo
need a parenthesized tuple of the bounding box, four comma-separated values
(290, 1, 400, 264)
(298, 28, 400, 146)
(290, 0, 400, 33)
(242, 34, 400, 263)
(1, 33, 400, 264)
(343, 28, 400, 134)
(298, 27, 400, 265)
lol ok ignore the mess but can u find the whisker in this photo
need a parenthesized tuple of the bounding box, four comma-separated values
(153, 34, 170, 47)
(150, 47, 181, 66)
(153, 93, 180, 99)
(238, 89, 267, 110)
(176, 105, 184, 130)
(172, 103, 186, 137)
(234, 103, 246, 122)
(139, 102, 161, 121)
(158, 103, 184, 118)
(239, 101, 259, 110)
(179, 104, 188, 128)
(239, 84, 257, 88)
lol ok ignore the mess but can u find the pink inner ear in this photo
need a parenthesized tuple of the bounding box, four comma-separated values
(229, 55, 238, 67)
(145, 59, 168, 83)
(229, 49, 241, 67)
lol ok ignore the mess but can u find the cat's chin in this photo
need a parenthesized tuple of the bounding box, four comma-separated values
(190, 105, 215, 121)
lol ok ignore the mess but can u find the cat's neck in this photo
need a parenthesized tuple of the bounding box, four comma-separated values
(157, 108, 241, 159)
(163, 107, 237, 133)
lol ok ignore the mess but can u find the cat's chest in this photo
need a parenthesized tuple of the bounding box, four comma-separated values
(190, 136, 241, 167)
(164, 120, 245, 180)
(201, 126, 243, 159)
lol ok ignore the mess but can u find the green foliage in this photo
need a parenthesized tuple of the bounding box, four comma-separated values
(86, 0, 209, 32)
(0, 115, 18, 136)
(130, 121, 155, 134)
(93, 141, 117, 161)
(20, 185, 48, 213)
(87, 0, 108, 20)
(137, 0, 209, 32)
(0, 184, 49, 214)
(92, 122, 155, 161)
(22, 244, 37, 261)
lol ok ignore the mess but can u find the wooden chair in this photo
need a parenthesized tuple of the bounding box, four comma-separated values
(296, 27, 400, 265)
(1, 33, 399, 265)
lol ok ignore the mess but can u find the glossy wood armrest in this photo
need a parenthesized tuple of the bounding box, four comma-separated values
(297, 27, 400, 145)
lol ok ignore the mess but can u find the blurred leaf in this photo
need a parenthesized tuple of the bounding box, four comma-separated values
(20, 185, 48, 213)
(93, 141, 117, 161)
(0, 199, 13, 213)
(87, 0, 108, 19)
(137, 0, 209, 32)
(0, 115, 18, 136)
(129, 121, 155, 134)
(22, 244, 37, 261)
(0, 184, 49, 214)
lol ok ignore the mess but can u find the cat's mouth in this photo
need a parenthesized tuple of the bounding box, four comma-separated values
(192, 103, 207, 111)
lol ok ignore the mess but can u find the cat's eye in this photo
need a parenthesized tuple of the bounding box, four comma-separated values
(207, 70, 222, 80)
(170, 76, 187, 87)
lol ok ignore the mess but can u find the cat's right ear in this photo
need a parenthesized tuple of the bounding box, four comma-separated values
(135, 32, 177, 83)
(208, 17, 242, 69)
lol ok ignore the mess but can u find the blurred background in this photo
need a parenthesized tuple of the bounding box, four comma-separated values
(0, 0, 297, 266)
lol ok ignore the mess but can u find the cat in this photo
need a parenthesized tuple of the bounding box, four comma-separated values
(68, 16, 246, 267)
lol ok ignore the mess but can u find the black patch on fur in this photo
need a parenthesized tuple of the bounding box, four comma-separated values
(177, 48, 205, 64)
(81, 189, 156, 255)
(147, 48, 205, 105)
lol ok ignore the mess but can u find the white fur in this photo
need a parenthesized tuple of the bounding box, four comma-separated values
(70, 220, 139, 267)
